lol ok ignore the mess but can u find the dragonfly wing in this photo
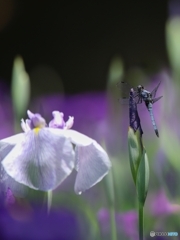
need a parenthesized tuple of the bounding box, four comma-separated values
(152, 96, 163, 104)
(119, 97, 129, 105)
(151, 81, 161, 98)
(118, 81, 142, 105)
(118, 81, 131, 105)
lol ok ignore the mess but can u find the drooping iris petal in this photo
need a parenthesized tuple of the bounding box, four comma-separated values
(2, 128, 75, 191)
(63, 129, 93, 146)
(0, 133, 24, 146)
(74, 142, 111, 194)
(0, 134, 29, 197)
(63, 129, 111, 194)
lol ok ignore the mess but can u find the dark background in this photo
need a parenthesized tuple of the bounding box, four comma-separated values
(0, 0, 169, 94)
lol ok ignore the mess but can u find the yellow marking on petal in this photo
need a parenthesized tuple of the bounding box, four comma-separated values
(33, 127, 40, 134)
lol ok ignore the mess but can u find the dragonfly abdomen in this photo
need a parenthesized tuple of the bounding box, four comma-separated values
(147, 102, 159, 137)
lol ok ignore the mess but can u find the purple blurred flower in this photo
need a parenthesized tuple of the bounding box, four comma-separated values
(97, 208, 138, 240)
(116, 210, 138, 240)
(5, 187, 16, 205)
(3, 188, 33, 222)
(148, 190, 180, 216)
(0, 201, 82, 240)
(1, 110, 111, 194)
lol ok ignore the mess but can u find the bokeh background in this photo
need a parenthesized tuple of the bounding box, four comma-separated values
(0, 0, 168, 95)
(1, 0, 180, 240)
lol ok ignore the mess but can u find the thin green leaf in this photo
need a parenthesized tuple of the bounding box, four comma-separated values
(128, 127, 143, 184)
(136, 149, 149, 206)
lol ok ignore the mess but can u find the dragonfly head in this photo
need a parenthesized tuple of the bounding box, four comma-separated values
(137, 85, 144, 93)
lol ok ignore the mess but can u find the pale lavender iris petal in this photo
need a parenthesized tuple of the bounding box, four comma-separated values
(63, 129, 93, 146)
(74, 141, 111, 194)
(65, 116, 74, 129)
(25, 119, 32, 130)
(49, 111, 65, 129)
(0, 165, 28, 197)
(0, 133, 24, 146)
(27, 110, 34, 119)
(0, 133, 28, 197)
(27, 110, 46, 129)
(2, 128, 75, 191)
(21, 119, 31, 132)
(64, 129, 111, 194)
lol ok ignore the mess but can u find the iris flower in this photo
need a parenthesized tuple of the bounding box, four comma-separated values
(0, 110, 111, 194)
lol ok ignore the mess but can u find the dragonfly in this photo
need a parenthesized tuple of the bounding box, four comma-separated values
(119, 81, 163, 137)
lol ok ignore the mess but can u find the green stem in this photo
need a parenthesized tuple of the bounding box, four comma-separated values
(110, 205, 117, 240)
(101, 142, 117, 240)
(47, 190, 53, 214)
(138, 203, 144, 240)
(104, 170, 117, 240)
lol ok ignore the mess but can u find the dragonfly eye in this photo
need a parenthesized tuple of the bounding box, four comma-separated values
(137, 85, 143, 92)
